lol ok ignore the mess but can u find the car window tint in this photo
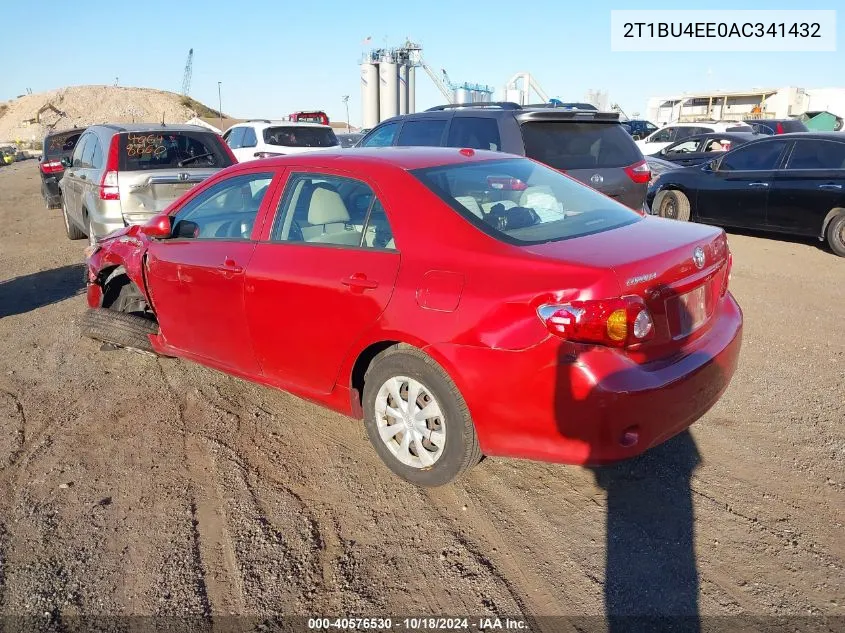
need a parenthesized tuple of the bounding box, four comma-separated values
(45, 131, 82, 158)
(396, 119, 447, 146)
(226, 127, 245, 149)
(720, 140, 788, 171)
(71, 135, 89, 167)
(446, 118, 501, 151)
(649, 127, 675, 143)
(704, 138, 734, 152)
(668, 140, 699, 153)
(171, 173, 273, 240)
(360, 122, 400, 147)
(81, 136, 97, 168)
(412, 158, 641, 245)
(118, 131, 232, 171)
(263, 126, 338, 147)
(91, 139, 103, 169)
(241, 127, 258, 148)
(520, 122, 640, 170)
(272, 173, 394, 249)
(786, 140, 845, 170)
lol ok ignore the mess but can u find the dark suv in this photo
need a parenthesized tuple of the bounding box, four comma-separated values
(39, 128, 86, 209)
(357, 103, 649, 211)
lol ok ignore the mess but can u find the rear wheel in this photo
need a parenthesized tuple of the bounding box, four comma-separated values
(826, 213, 845, 257)
(81, 308, 158, 355)
(62, 201, 85, 240)
(654, 189, 691, 222)
(362, 346, 482, 487)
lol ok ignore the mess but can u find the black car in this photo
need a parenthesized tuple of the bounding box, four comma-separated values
(647, 133, 845, 256)
(646, 132, 760, 167)
(743, 118, 809, 136)
(357, 102, 649, 211)
(625, 119, 659, 140)
(39, 128, 85, 209)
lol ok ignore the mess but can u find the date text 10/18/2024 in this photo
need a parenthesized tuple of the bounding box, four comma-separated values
(308, 617, 528, 630)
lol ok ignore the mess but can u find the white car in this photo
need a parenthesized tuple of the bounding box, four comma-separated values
(636, 121, 753, 155)
(222, 120, 340, 163)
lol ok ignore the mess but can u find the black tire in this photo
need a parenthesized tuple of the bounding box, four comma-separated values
(81, 308, 159, 355)
(654, 189, 691, 222)
(826, 213, 845, 257)
(62, 202, 85, 240)
(362, 345, 482, 486)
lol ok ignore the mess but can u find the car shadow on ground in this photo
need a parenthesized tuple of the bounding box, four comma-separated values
(0, 263, 86, 319)
(552, 290, 733, 632)
(721, 226, 830, 252)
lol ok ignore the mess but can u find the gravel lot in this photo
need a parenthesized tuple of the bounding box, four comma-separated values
(0, 161, 842, 629)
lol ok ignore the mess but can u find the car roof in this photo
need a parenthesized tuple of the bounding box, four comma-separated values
(230, 120, 332, 130)
(763, 132, 845, 141)
(228, 146, 512, 172)
(89, 123, 214, 134)
(679, 131, 761, 141)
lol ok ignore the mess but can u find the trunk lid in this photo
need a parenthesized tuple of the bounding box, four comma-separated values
(524, 216, 730, 355)
(117, 168, 216, 224)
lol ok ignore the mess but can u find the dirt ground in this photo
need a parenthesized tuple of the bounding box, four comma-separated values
(0, 161, 842, 629)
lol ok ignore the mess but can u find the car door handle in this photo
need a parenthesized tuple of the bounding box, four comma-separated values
(220, 257, 243, 274)
(748, 182, 769, 188)
(819, 183, 842, 190)
(342, 274, 378, 291)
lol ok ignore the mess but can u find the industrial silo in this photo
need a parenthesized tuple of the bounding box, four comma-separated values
(379, 55, 399, 121)
(455, 86, 471, 104)
(398, 63, 409, 115)
(408, 66, 416, 113)
(360, 61, 380, 129)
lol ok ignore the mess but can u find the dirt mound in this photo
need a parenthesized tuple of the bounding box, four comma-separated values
(0, 85, 221, 144)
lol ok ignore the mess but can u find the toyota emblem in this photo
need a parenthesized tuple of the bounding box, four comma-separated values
(590, 173, 604, 185)
(693, 246, 705, 269)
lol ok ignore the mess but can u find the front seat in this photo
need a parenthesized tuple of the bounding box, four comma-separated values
(307, 188, 362, 245)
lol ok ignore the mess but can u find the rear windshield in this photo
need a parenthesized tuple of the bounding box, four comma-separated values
(411, 158, 641, 245)
(44, 131, 83, 158)
(520, 122, 641, 171)
(263, 126, 338, 148)
(118, 131, 233, 171)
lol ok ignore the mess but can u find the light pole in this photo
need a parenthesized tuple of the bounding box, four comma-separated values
(217, 82, 223, 128)
(342, 95, 350, 132)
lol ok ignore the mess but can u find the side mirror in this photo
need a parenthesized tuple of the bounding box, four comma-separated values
(60, 156, 72, 167)
(140, 215, 172, 239)
(703, 158, 719, 172)
(172, 219, 200, 239)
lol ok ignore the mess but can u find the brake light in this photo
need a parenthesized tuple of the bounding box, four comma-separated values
(721, 251, 733, 297)
(537, 296, 655, 348)
(40, 160, 64, 174)
(776, 122, 784, 134)
(98, 136, 121, 200)
(487, 176, 528, 191)
(624, 160, 651, 184)
(254, 151, 284, 158)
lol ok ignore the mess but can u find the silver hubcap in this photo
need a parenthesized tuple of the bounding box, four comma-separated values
(375, 376, 445, 469)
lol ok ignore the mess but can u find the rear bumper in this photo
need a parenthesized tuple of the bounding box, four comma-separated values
(427, 293, 743, 465)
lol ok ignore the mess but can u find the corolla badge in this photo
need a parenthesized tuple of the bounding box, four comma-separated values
(590, 173, 604, 185)
(626, 272, 658, 286)
(693, 246, 706, 269)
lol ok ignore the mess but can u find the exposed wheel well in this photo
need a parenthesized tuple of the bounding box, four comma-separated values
(821, 207, 845, 238)
(100, 267, 154, 320)
(349, 340, 401, 417)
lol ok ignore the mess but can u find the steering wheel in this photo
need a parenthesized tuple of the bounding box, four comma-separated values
(227, 217, 254, 239)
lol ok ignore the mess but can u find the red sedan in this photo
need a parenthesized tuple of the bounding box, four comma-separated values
(83, 147, 742, 486)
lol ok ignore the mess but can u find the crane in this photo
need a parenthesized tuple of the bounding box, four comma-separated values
(181, 48, 193, 97)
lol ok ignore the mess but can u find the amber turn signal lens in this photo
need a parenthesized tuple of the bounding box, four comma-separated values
(606, 309, 628, 341)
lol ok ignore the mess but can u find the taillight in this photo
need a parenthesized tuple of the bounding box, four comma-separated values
(254, 151, 284, 158)
(40, 160, 64, 174)
(721, 251, 733, 297)
(624, 160, 651, 184)
(537, 296, 655, 348)
(486, 176, 527, 191)
(776, 122, 784, 134)
(99, 136, 120, 200)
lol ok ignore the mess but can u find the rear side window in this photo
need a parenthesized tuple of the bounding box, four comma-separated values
(263, 126, 339, 148)
(397, 119, 447, 146)
(447, 118, 501, 151)
(118, 131, 234, 171)
(242, 127, 258, 148)
(225, 127, 245, 149)
(360, 122, 400, 147)
(412, 158, 640, 245)
(786, 140, 845, 170)
(520, 122, 641, 170)
(719, 140, 788, 171)
(44, 131, 83, 158)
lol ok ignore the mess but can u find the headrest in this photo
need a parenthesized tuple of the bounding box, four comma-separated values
(308, 188, 350, 225)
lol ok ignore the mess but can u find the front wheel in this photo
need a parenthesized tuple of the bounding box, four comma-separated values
(362, 347, 482, 486)
(826, 213, 845, 257)
(653, 189, 691, 222)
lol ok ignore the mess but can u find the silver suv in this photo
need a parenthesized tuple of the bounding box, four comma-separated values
(59, 123, 235, 244)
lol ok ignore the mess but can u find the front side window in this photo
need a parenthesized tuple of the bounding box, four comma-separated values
(719, 140, 788, 171)
(226, 127, 245, 149)
(667, 140, 699, 154)
(72, 134, 90, 167)
(171, 172, 273, 240)
(396, 119, 447, 146)
(272, 173, 395, 249)
(786, 140, 845, 170)
(412, 158, 641, 245)
(360, 122, 400, 147)
(649, 127, 675, 143)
